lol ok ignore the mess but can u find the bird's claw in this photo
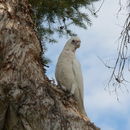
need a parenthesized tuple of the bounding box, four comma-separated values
(66, 91, 74, 98)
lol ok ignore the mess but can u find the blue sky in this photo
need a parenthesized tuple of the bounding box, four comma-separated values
(45, 0, 130, 130)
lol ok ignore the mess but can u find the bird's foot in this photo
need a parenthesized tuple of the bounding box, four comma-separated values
(64, 90, 74, 99)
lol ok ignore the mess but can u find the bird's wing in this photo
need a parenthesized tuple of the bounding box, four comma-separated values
(72, 58, 84, 100)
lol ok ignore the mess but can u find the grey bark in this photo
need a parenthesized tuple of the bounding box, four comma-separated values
(0, 0, 100, 129)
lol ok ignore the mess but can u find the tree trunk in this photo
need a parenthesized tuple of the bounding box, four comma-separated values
(0, 0, 100, 130)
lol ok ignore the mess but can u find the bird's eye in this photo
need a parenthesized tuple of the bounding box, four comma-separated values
(72, 40, 75, 43)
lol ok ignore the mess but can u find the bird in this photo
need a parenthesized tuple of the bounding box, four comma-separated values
(55, 36, 88, 117)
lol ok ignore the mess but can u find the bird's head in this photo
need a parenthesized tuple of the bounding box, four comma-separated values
(71, 37, 81, 49)
(65, 37, 81, 52)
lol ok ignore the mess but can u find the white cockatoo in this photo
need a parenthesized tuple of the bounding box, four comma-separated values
(55, 37, 87, 117)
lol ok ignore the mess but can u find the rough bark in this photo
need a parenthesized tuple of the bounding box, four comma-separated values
(0, 0, 100, 130)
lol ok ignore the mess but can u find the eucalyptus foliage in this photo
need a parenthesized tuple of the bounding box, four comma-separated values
(29, 0, 99, 43)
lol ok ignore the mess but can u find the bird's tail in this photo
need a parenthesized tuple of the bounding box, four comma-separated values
(75, 88, 88, 117)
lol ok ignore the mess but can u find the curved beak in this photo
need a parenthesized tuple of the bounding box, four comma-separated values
(75, 40, 81, 48)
